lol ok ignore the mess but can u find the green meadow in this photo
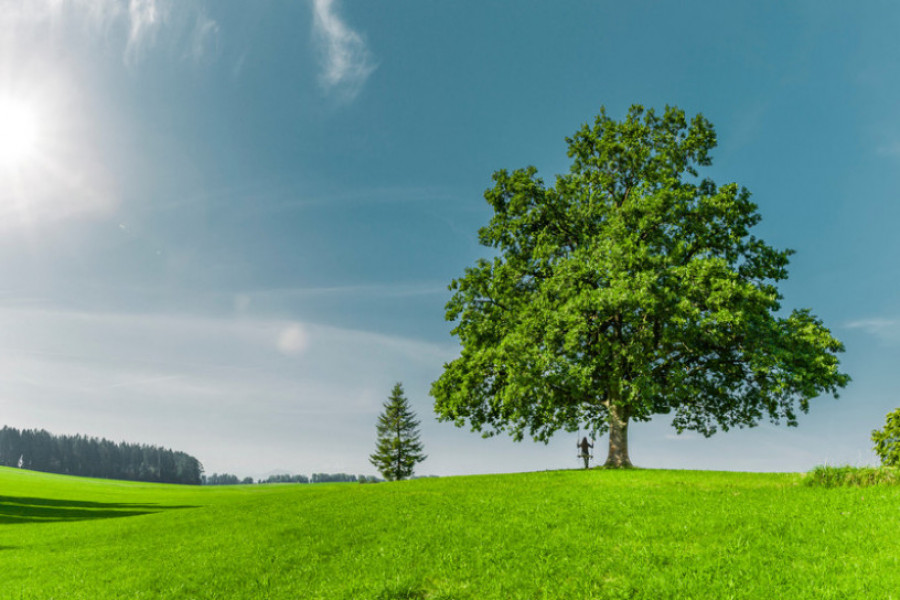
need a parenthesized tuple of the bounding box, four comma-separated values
(1, 466, 898, 599)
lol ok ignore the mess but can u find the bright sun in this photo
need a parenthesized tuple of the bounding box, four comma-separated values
(0, 99, 39, 168)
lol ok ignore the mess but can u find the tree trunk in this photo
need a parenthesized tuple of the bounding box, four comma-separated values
(604, 404, 632, 468)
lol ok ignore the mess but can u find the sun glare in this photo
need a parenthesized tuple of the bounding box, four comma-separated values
(0, 99, 39, 168)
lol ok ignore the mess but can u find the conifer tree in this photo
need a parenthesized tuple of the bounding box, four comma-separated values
(370, 383, 426, 481)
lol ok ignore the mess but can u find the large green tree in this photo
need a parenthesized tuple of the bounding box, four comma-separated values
(370, 383, 427, 481)
(431, 105, 849, 467)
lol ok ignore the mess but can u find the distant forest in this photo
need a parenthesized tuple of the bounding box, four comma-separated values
(0, 426, 203, 485)
(204, 472, 384, 485)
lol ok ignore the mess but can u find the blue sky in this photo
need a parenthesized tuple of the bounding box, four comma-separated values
(1, 0, 898, 478)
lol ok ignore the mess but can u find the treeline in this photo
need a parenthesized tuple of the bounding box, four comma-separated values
(313, 472, 364, 483)
(0, 426, 203, 485)
(202, 472, 386, 485)
(261, 473, 310, 484)
(203, 473, 254, 485)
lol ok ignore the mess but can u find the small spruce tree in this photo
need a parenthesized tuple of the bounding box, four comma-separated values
(872, 407, 900, 467)
(370, 382, 426, 481)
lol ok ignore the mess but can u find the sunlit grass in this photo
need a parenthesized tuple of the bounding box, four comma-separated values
(1, 466, 899, 598)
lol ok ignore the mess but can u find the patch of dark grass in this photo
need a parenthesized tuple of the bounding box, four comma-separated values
(803, 465, 900, 488)
(0, 494, 198, 524)
(375, 584, 428, 600)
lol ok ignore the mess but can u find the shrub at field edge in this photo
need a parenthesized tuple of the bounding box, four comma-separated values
(803, 464, 900, 487)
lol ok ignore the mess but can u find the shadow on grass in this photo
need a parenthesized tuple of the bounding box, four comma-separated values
(0, 495, 198, 524)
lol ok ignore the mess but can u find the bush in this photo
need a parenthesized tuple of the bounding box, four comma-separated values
(872, 407, 900, 467)
(803, 465, 900, 488)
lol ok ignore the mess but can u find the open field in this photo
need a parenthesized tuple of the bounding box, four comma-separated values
(1, 466, 898, 599)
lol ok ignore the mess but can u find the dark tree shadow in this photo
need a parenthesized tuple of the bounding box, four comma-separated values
(0, 495, 198, 524)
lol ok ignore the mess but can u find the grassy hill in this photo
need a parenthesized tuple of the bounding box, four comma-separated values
(1, 465, 898, 599)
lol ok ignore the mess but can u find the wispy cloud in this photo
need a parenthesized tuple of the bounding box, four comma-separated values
(124, 0, 170, 65)
(311, 0, 377, 102)
(188, 9, 220, 64)
(846, 317, 900, 343)
(2, 0, 219, 67)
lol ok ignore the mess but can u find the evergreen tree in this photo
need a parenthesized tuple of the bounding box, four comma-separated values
(370, 383, 426, 481)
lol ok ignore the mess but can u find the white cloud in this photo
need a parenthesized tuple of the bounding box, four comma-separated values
(311, 0, 377, 102)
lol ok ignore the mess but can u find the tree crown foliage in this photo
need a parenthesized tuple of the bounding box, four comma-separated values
(431, 104, 849, 446)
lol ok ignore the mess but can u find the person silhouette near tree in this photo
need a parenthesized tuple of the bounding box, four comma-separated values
(577, 437, 593, 469)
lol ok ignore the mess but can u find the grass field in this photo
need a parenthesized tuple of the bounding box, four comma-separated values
(1, 465, 898, 599)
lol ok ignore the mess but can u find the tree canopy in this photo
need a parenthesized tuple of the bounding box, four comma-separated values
(431, 104, 849, 467)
